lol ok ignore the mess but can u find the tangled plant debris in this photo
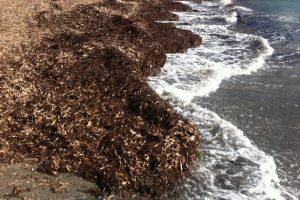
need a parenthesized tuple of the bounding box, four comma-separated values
(0, 0, 201, 198)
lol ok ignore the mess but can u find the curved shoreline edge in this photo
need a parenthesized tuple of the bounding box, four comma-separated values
(0, 0, 201, 199)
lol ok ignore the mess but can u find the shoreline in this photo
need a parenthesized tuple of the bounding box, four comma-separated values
(0, 0, 201, 199)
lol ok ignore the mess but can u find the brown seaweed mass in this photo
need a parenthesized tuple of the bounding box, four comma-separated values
(0, 0, 201, 198)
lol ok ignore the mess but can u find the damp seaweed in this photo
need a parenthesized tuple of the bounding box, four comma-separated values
(0, 0, 201, 199)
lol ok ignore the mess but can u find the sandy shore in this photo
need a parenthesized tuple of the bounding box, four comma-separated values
(0, 0, 201, 199)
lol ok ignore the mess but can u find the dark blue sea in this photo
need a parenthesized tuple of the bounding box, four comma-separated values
(149, 0, 300, 199)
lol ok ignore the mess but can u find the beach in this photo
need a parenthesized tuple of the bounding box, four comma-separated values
(2, 0, 299, 199)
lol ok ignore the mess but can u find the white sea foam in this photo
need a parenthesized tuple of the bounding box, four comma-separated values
(277, 15, 299, 23)
(220, 0, 254, 23)
(220, 0, 233, 6)
(179, 103, 283, 200)
(225, 11, 237, 23)
(151, 25, 274, 103)
(235, 6, 253, 13)
(149, 0, 286, 199)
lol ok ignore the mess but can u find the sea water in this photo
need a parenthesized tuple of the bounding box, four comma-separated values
(149, 0, 300, 199)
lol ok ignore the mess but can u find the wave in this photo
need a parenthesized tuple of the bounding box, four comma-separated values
(160, 99, 284, 200)
(150, 25, 273, 103)
(235, 5, 253, 13)
(220, 0, 237, 23)
(220, 0, 233, 6)
(148, 0, 287, 199)
(220, 0, 253, 23)
(277, 15, 300, 23)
